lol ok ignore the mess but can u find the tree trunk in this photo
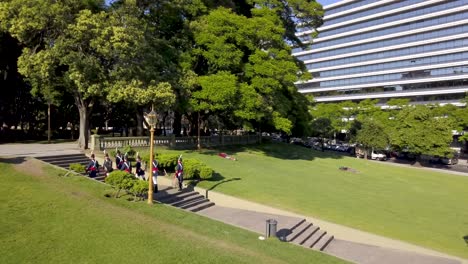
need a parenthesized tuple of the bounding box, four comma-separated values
(197, 111, 201, 150)
(78, 106, 91, 149)
(47, 101, 51, 144)
(173, 110, 182, 136)
(136, 107, 144, 136)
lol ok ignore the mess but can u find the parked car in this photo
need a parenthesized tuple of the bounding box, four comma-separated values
(441, 152, 459, 165)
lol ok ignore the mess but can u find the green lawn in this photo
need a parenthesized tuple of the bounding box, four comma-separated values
(0, 157, 346, 264)
(157, 143, 468, 259)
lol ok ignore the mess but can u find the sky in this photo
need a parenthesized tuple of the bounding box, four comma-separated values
(317, 0, 341, 7)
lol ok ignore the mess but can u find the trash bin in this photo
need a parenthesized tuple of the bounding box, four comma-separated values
(265, 219, 277, 238)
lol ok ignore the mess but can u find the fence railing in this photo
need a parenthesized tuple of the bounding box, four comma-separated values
(91, 134, 261, 151)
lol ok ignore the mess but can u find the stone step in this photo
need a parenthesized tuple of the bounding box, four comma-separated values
(297, 225, 320, 245)
(305, 229, 327, 248)
(178, 196, 209, 209)
(36, 154, 86, 162)
(189, 200, 215, 212)
(285, 220, 309, 242)
(170, 195, 205, 207)
(51, 160, 88, 168)
(158, 191, 198, 204)
(312, 234, 334, 251)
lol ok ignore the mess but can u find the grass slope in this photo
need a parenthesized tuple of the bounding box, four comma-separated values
(158, 143, 468, 259)
(0, 157, 346, 264)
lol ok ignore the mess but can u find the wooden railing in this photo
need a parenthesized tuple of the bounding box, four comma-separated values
(91, 134, 261, 151)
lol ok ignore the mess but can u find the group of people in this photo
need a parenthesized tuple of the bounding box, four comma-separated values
(86, 150, 184, 191)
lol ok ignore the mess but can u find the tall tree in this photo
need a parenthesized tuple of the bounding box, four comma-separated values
(353, 118, 390, 159)
(393, 105, 453, 158)
(187, 1, 323, 136)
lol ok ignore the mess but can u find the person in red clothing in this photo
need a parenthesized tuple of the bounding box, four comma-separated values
(86, 153, 99, 178)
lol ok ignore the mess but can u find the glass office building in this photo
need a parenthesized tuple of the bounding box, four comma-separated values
(293, 0, 468, 105)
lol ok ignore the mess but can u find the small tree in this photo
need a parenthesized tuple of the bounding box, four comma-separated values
(354, 119, 390, 159)
(311, 117, 333, 151)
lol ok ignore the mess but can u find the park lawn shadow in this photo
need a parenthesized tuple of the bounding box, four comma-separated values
(463, 235, 468, 246)
(188, 172, 241, 192)
(198, 142, 346, 161)
(0, 157, 27, 165)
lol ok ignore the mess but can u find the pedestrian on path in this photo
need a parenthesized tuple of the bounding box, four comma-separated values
(121, 154, 132, 173)
(103, 152, 113, 177)
(115, 149, 123, 170)
(135, 153, 145, 180)
(86, 153, 100, 178)
(152, 157, 159, 193)
(175, 155, 183, 191)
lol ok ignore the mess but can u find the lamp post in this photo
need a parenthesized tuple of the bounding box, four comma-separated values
(144, 108, 157, 205)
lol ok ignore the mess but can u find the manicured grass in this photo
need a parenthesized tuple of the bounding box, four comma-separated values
(0, 157, 346, 264)
(158, 143, 468, 259)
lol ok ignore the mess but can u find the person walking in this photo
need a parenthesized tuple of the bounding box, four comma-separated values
(175, 155, 183, 191)
(152, 157, 159, 193)
(121, 154, 132, 173)
(103, 152, 113, 177)
(115, 149, 123, 170)
(86, 153, 100, 178)
(135, 153, 145, 180)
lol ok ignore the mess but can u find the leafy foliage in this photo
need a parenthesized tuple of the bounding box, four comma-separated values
(130, 180, 149, 201)
(183, 158, 213, 180)
(69, 163, 86, 174)
(105, 170, 136, 198)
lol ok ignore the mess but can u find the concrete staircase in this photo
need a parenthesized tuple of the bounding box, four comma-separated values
(285, 219, 334, 251)
(36, 153, 107, 182)
(155, 186, 215, 212)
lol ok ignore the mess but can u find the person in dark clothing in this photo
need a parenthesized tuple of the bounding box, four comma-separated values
(86, 154, 100, 178)
(175, 156, 183, 191)
(115, 149, 123, 170)
(103, 152, 113, 177)
(121, 155, 132, 173)
(135, 153, 145, 180)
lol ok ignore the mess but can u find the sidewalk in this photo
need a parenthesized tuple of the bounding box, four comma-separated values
(157, 176, 465, 264)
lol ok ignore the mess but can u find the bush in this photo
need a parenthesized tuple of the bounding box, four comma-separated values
(199, 165, 214, 180)
(130, 180, 149, 201)
(69, 163, 86, 174)
(183, 158, 213, 180)
(105, 170, 136, 198)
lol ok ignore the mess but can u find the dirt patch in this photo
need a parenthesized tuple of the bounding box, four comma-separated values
(14, 158, 47, 178)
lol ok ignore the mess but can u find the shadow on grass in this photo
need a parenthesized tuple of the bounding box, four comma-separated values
(189, 172, 241, 193)
(463, 235, 468, 246)
(0, 157, 27, 165)
(198, 142, 346, 161)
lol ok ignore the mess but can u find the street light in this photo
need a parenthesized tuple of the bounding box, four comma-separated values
(144, 108, 157, 205)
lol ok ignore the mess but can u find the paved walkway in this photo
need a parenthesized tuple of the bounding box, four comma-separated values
(0, 142, 82, 157)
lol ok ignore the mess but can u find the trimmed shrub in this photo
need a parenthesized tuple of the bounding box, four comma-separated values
(183, 158, 214, 180)
(130, 180, 149, 201)
(69, 163, 86, 174)
(199, 165, 214, 180)
(105, 170, 136, 198)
